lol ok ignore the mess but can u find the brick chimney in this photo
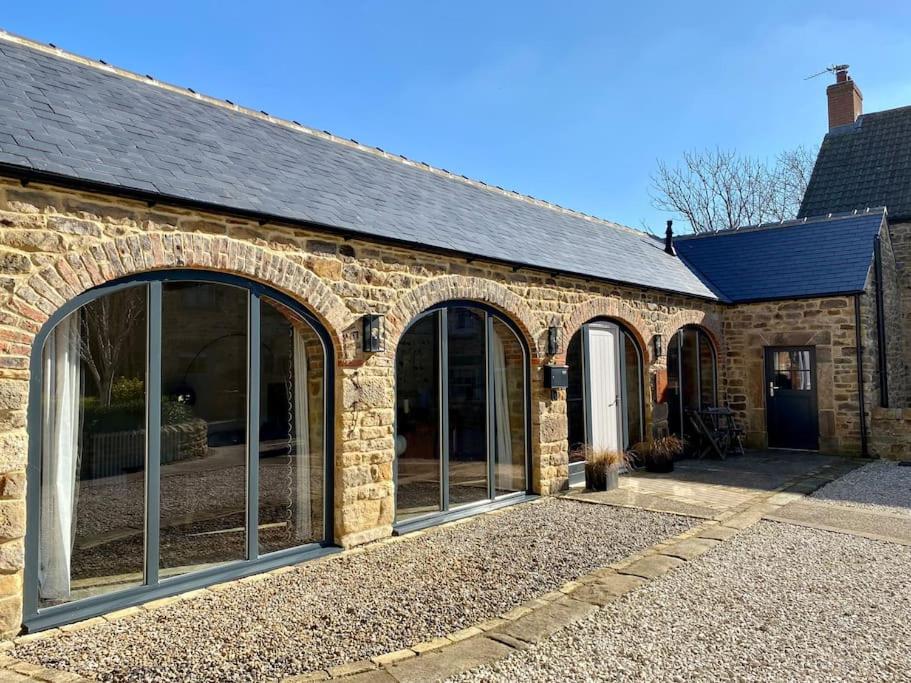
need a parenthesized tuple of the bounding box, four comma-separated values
(827, 65, 862, 130)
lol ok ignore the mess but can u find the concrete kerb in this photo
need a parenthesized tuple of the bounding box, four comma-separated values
(0, 460, 851, 682)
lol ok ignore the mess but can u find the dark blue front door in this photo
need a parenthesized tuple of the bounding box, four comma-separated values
(764, 347, 819, 450)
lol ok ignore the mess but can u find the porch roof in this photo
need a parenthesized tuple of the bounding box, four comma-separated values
(673, 210, 886, 303)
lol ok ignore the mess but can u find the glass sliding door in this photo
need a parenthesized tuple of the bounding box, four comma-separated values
(395, 313, 442, 520)
(394, 304, 529, 523)
(667, 326, 717, 438)
(159, 282, 248, 576)
(257, 297, 325, 555)
(38, 285, 148, 607)
(447, 307, 488, 507)
(491, 318, 527, 496)
(30, 272, 331, 628)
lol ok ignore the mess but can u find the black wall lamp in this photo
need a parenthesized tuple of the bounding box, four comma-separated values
(362, 314, 385, 353)
(652, 334, 663, 359)
(547, 326, 561, 356)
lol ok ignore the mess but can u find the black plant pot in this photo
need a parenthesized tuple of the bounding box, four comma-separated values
(585, 464, 620, 491)
(645, 457, 674, 473)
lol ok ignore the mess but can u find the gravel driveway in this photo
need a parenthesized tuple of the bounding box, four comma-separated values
(452, 521, 911, 682)
(14, 498, 694, 682)
(811, 460, 911, 516)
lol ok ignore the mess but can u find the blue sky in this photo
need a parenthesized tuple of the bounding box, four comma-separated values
(4, 1, 910, 232)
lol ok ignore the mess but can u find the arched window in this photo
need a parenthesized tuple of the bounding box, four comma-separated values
(566, 320, 644, 484)
(394, 304, 529, 524)
(26, 272, 332, 629)
(666, 325, 717, 437)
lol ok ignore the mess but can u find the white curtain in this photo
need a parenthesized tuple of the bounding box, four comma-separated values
(491, 329, 518, 490)
(39, 312, 82, 601)
(292, 327, 312, 541)
(796, 351, 811, 390)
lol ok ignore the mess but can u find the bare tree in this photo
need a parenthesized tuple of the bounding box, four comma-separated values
(79, 288, 145, 406)
(649, 146, 817, 233)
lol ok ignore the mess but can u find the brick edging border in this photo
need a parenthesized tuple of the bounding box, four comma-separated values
(0, 459, 861, 683)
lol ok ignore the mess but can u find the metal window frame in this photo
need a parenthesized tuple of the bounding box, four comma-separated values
(392, 301, 532, 530)
(23, 270, 336, 632)
(669, 325, 718, 436)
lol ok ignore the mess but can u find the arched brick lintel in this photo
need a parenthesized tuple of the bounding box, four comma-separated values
(659, 309, 724, 357)
(12, 233, 356, 351)
(385, 275, 544, 361)
(562, 297, 654, 364)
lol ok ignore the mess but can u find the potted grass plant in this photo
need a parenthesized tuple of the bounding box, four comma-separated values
(632, 436, 683, 473)
(579, 445, 631, 491)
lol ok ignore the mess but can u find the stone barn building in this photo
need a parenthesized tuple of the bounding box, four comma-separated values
(0, 34, 904, 635)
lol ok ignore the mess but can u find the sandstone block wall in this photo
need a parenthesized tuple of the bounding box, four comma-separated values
(724, 295, 866, 454)
(0, 177, 726, 634)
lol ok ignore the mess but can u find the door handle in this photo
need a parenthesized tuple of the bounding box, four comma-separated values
(768, 382, 775, 398)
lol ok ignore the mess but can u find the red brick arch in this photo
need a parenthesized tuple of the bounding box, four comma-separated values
(659, 309, 724, 358)
(561, 297, 653, 363)
(385, 275, 543, 361)
(11, 233, 355, 351)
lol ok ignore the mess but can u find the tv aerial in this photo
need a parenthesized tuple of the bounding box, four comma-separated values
(805, 64, 849, 80)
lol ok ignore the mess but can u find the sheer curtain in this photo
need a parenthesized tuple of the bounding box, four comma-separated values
(491, 329, 517, 490)
(39, 312, 82, 600)
(292, 327, 312, 541)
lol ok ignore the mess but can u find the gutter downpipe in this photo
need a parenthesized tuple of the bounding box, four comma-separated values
(873, 235, 889, 407)
(853, 294, 870, 458)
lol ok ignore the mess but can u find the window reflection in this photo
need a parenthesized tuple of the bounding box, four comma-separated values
(771, 350, 812, 391)
(159, 282, 248, 576)
(258, 297, 325, 555)
(39, 286, 147, 607)
(393, 305, 528, 522)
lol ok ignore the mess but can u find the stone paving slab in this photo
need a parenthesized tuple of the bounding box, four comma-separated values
(564, 488, 717, 518)
(385, 637, 513, 683)
(766, 501, 911, 546)
(494, 597, 597, 642)
(618, 554, 685, 580)
(661, 537, 720, 561)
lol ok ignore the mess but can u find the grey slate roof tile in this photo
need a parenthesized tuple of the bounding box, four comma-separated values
(0, 36, 716, 299)
(674, 211, 884, 302)
(799, 106, 911, 220)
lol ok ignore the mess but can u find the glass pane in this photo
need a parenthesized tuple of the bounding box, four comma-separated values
(258, 297, 325, 554)
(159, 282, 247, 577)
(698, 333, 716, 408)
(39, 285, 147, 607)
(680, 328, 700, 413)
(566, 331, 586, 461)
(666, 332, 681, 436)
(623, 332, 643, 446)
(492, 318, 526, 496)
(771, 349, 812, 391)
(448, 307, 488, 506)
(395, 313, 441, 520)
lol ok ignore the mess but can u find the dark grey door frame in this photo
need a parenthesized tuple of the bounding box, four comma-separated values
(24, 270, 336, 632)
(393, 301, 532, 530)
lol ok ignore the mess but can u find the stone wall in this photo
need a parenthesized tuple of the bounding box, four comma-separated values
(724, 295, 866, 454)
(0, 177, 725, 635)
(887, 220, 911, 404)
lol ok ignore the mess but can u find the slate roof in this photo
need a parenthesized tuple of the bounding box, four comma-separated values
(0, 33, 716, 300)
(673, 211, 885, 303)
(799, 106, 911, 221)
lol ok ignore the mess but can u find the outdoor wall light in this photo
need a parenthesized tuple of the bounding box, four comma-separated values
(547, 325, 561, 356)
(362, 314, 385, 353)
(653, 334, 663, 359)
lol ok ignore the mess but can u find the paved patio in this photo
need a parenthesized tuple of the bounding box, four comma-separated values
(565, 450, 861, 519)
